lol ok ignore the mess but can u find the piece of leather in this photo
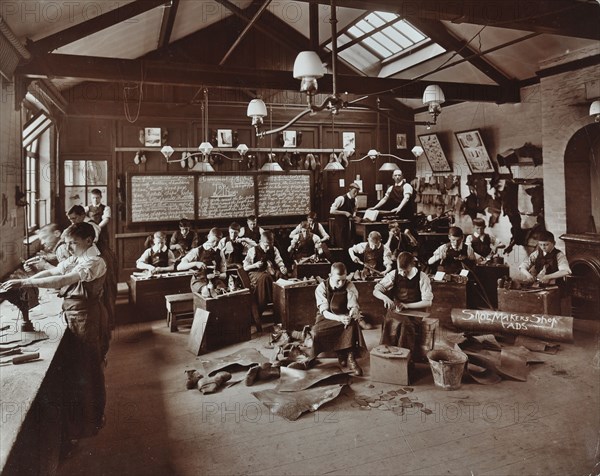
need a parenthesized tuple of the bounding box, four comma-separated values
(276, 363, 349, 392)
(198, 348, 269, 376)
(252, 384, 346, 421)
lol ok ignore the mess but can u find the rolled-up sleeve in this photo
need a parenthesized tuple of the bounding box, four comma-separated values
(346, 282, 359, 310)
(315, 283, 328, 313)
(557, 251, 571, 274)
(419, 272, 434, 302)
(374, 270, 395, 295)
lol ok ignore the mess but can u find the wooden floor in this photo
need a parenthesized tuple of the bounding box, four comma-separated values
(57, 305, 600, 476)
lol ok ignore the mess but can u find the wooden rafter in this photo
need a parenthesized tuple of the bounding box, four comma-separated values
(157, 0, 180, 50)
(27, 0, 168, 54)
(16, 53, 520, 103)
(408, 18, 513, 86)
(292, 0, 600, 41)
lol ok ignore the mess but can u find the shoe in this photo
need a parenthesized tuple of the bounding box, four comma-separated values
(337, 351, 347, 367)
(357, 316, 374, 330)
(347, 351, 363, 376)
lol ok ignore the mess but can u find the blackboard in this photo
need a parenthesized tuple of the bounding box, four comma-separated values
(197, 174, 255, 219)
(129, 174, 195, 223)
(257, 174, 311, 217)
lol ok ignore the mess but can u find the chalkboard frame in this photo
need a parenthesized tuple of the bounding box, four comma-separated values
(127, 172, 198, 224)
(127, 170, 313, 224)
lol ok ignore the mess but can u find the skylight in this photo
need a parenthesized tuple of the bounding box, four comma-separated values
(325, 12, 438, 76)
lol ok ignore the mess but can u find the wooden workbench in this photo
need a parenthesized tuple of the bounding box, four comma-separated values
(273, 279, 385, 331)
(128, 271, 194, 321)
(0, 290, 67, 475)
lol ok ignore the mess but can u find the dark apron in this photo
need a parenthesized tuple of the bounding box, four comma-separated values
(60, 274, 108, 440)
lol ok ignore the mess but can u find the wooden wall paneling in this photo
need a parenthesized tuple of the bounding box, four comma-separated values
(60, 117, 112, 154)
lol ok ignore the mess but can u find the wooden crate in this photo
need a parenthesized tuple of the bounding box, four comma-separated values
(292, 261, 331, 279)
(128, 272, 193, 321)
(498, 287, 561, 315)
(430, 280, 468, 325)
(192, 290, 252, 351)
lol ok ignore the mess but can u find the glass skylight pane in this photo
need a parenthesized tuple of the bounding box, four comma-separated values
(364, 13, 385, 28)
(354, 20, 374, 34)
(376, 11, 398, 23)
(348, 25, 367, 38)
(380, 28, 413, 49)
(372, 31, 404, 52)
(362, 36, 392, 56)
(396, 20, 425, 42)
(339, 45, 379, 70)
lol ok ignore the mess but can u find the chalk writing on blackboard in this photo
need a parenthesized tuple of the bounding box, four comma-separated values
(130, 175, 194, 223)
(197, 175, 255, 219)
(257, 174, 311, 217)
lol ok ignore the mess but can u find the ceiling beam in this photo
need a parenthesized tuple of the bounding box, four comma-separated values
(291, 0, 600, 40)
(16, 53, 520, 103)
(214, 0, 309, 53)
(220, 0, 273, 65)
(157, 0, 180, 50)
(408, 18, 513, 86)
(27, 0, 168, 54)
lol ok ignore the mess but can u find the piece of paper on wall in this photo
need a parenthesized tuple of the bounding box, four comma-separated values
(339, 179, 345, 187)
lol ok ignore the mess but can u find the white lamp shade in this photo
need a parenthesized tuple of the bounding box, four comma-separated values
(379, 162, 400, 172)
(293, 51, 325, 79)
(236, 144, 249, 156)
(161, 145, 174, 159)
(411, 145, 424, 158)
(261, 161, 283, 171)
(324, 161, 344, 171)
(199, 142, 214, 155)
(423, 85, 445, 105)
(590, 100, 600, 116)
(368, 149, 379, 159)
(192, 161, 215, 172)
(247, 99, 267, 118)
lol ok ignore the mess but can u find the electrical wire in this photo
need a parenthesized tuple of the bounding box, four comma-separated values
(123, 61, 144, 123)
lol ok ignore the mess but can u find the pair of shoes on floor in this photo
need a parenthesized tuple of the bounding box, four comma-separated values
(337, 351, 362, 376)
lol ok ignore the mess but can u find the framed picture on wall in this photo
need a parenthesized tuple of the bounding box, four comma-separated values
(217, 129, 233, 147)
(283, 130, 297, 148)
(144, 128, 161, 147)
(418, 133, 451, 172)
(455, 129, 495, 173)
(396, 133, 407, 149)
(342, 132, 355, 151)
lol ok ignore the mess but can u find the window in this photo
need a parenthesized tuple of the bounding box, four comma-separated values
(326, 12, 442, 76)
(22, 110, 52, 231)
(64, 160, 108, 211)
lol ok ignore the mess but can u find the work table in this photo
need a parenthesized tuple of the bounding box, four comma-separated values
(0, 289, 66, 475)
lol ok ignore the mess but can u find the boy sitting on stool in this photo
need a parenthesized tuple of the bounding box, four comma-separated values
(348, 231, 393, 279)
(428, 226, 476, 275)
(136, 231, 175, 274)
(312, 262, 367, 376)
(288, 221, 324, 261)
(178, 228, 227, 297)
(373, 252, 433, 358)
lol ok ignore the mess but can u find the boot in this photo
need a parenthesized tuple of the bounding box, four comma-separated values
(185, 369, 203, 390)
(244, 363, 280, 386)
(337, 350, 347, 367)
(197, 371, 232, 394)
(347, 351, 363, 377)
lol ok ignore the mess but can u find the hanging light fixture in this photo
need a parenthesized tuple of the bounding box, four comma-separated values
(261, 153, 283, 171)
(590, 100, 600, 122)
(248, 0, 345, 138)
(422, 84, 445, 125)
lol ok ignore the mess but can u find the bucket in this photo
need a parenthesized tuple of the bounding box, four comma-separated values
(427, 349, 468, 390)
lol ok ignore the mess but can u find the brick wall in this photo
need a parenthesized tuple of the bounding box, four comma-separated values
(0, 80, 26, 278)
(539, 46, 600, 247)
(414, 84, 542, 276)
(413, 45, 600, 275)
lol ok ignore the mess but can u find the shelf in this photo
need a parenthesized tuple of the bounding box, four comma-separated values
(115, 147, 345, 154)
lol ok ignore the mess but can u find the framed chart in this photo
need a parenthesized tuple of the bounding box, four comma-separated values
(418, 133, 451, 172)
(455, 129, 495, 173)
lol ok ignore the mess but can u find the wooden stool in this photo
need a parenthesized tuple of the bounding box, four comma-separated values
(165, 293, 194, 332)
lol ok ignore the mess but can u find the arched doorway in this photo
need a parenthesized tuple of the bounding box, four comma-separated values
(564, 123, 600, 234)
(563, 123, 600, 319)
